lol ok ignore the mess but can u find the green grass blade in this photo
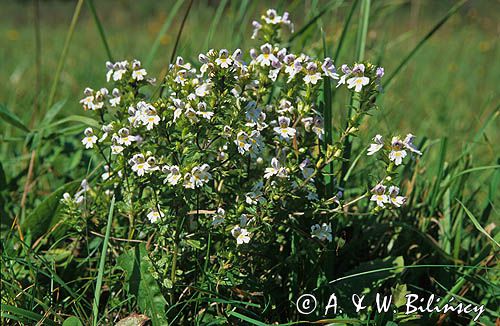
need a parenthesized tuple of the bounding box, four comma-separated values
(227, 311, 267, 326)
(383, 0, 469, 89)
(1, 304, 58, 325)
(92, 196, 116, 326)
(458, 200, 499, 248)
(86, 0, 113, 61)
(288, 0, 343, 43)
(339, 0, 370, 187)
(231, 0, 251, 48)
(157, 0, 194, 98)
(333, 0, 359, 62)
(448, 165, 500, 182)
(322, 29, 334, 194)
(0, 103, 30, 133)
(46, 0, 84, 110)
(204, 0, 229, 50)
(145, 0, 184, 66)
(355, 0, 370, 61)
(429, 137, 447, 213)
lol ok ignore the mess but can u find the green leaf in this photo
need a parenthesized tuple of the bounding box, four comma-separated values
(93, 196, 116, 326)
(62, 316, 84, 326)
(46, 114, 100, 129)
(116, 244, 168, 325)
(41, 99, 67, 128)
(227, 311, 267, 326)
(186, 239, 202, 250)
(0, 103, 30, 133)
(392, 284, 408, 308)
(458, 200, 499, 248)
(1, 304, 57, 325)
(22, 180, 81, 240)
(0, 161, 6, 189)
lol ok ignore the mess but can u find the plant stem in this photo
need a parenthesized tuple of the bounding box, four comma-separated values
(92, 196, 115, 326)
(339, 0, 370, 188)
(170, 213, 185, 303)
(46, 0, 84, 110)
(87, 0, 113, 61)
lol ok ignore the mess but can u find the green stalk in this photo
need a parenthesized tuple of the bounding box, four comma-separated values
(339, 0, 370, 187)
(46, 0, 84, 109)
(355, 0, 370, 62)
(383, 0, 468, 90)
(145, 0, 184, 66)
(169, 214, 186, 303)
(92, 196, 115, 326)
(87, 0, 113, 61)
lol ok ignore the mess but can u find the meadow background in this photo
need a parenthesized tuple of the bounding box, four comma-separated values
(1, 0, 499, 324)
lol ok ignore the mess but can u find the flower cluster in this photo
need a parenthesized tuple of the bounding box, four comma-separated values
(251, 9, 294, 40)
(367, 133, 422, 165)
(71, 8, 418, 250)
(370, 184, 406, 208)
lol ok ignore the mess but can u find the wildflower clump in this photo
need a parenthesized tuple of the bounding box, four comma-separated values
(68, 8, 423, 310)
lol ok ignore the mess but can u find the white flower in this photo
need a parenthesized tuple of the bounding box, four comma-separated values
(256, 43, 277, 67)
(174, 70, 188, 85)
(195, 83, 211, 97)
(142, 114, 160, 130)
(82, 135, 97, 149)
(284, 60, 302, 82)
(312, 125, 324, 140)
(263, 9, 282, 24)
(311, 223, 332, 242)
(120, 135, 137, 146)
(367, 134, 384, 155)
(347, 76, 370, 92)
(389, 137, 407, 165)
(234, 131, 251, 154)
(82, 128, 97, 149)
(268, 68, 280, 81)
(131, 154, 150, 177)
(196, 103, 214, 120)
(273, 116, 296, 139)
(264, 157, 288, 179)
(183, 173, 195, 189)
(163, 165, 182, 185)
(215, 50, 233, 68)
(111, 145, 124, 154)
(80, 95, 95, 110)
(132, 68, 147, 81)
(185, 107, 199, 123)
(147, 208, 164, 223)
(388, 186, 406, 207)
(116, 128, 137, 146)
(321, 58, 339, 79)
(370, 184, 389, 208)
(191, 164, 211, 187)
(113, 69, 126, 81)
(403, 133, 422, 155)
(109, 96, 120, 107)
(173, 108, 183, 122)
(231, 226, 251, 245)
(303, 71, 322, 85)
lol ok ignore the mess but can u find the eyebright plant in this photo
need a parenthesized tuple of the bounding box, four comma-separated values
(67, 8, 423, 318)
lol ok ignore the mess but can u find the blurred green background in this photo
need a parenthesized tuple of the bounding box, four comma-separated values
(1, 0, 498, 164)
